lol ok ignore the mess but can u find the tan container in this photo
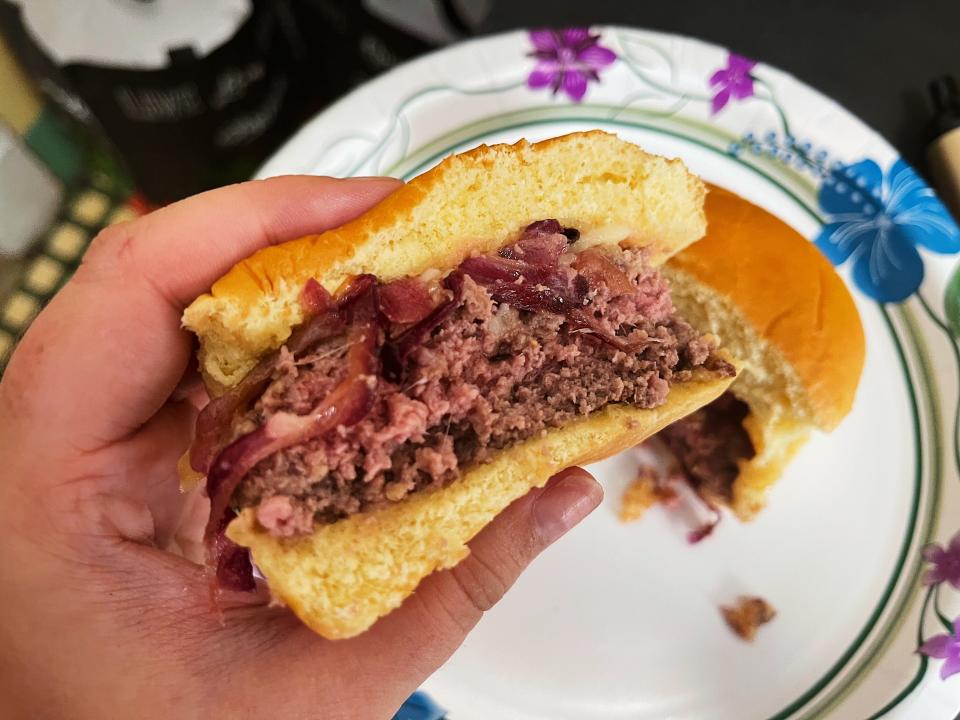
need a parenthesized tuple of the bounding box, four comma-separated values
(928, 127, 960, 222)
(0, 34, 41, 134)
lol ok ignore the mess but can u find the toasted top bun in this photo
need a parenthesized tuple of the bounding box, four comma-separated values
(664, 184, 864, 518)
(183, 131, 707, 389)
(183, 132, 734, 639)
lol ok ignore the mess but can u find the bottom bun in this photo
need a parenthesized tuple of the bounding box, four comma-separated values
(227, 370, 735, 639)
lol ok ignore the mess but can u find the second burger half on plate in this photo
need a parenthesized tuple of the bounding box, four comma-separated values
(623, 185, 865, 529)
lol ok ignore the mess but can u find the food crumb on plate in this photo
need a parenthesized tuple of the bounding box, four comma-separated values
(619, 467, 679, 522)
(721, 596, 776, 641)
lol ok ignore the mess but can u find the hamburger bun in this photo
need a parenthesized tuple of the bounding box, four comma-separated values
(183, 132, 736, 638)
(664, 184, 865, 518)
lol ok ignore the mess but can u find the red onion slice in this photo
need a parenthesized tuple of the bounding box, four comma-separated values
(687, 500, 722, 544)
(500, 229, 569, 266)
(573, 248, 636, 297)
(204, 282, 382, 591)
(384, 271, 466, 375)
(190, 309, 347, 474)
(299, 278, 333, 316)
(379, 277, 438, 324)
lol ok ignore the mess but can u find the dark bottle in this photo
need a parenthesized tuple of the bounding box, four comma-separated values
(927, 75, 960, 222)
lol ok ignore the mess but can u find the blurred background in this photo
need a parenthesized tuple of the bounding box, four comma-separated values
(0, 0, 957, 371)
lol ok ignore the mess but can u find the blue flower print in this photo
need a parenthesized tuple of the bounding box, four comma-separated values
(394, 691, 445, 720)
(815, 158, 960, 302)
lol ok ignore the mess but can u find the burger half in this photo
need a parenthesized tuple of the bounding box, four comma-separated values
(651, 184, 865, 520)
(182, 132, 739, 638)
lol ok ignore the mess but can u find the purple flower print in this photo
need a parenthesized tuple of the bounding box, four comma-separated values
(919, 620, 960, 680)
(527, 28, 617, 103)
(923, 533, 960, 589)
(708, 53, 757, 114)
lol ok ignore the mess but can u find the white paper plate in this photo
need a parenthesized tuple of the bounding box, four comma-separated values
(258, 27, 960, 720)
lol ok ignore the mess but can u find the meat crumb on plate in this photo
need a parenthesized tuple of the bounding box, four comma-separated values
(721, 596, 776, 641)
(619, 468, 660, 522)
(619, 467, 679, 522)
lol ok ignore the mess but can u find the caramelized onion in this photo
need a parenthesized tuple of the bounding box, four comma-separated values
(379, 277, 437, 324)
(204, 281, 382, 591)
(688, 523, 717, 544)
(214, 534, 257, 592)
(499, 227, 569, 266)
(383, 272, 465, 378)
(459, 223, 594, 314)
(190, 310, 347, 474)
(191, 277, 381, 474)
(190, 363, 276, 474)
(573, 248, 635, 297)
(459, 252, 583, 313)
(336, 273, 377, 309)
(521, 219, 563, 235)
(683, 487, 722, 544)
(566, 308, 637, 352)
(453, 222, 581, 314)
(299, 278, 333, 316)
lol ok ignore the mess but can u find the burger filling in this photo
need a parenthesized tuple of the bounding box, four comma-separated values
(658, 391, 755, 503)
(194, 220, 734, 589)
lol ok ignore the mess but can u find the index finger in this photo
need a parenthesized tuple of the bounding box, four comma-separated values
(3, 176, 402, 450)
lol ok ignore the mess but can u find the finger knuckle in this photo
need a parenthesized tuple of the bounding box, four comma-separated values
(410, 583, 477, 643)
(77, 223, 138, 282)
(87, 223, 133, 261)
(449, 551, 512, 613)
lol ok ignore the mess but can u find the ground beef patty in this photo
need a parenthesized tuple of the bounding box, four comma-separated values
(658, 391, 756, 502)
(227, 233, 733, 537)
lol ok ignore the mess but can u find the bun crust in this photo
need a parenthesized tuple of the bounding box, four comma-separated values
(227, 371, 734, 639)
(183, 132, 707, 388)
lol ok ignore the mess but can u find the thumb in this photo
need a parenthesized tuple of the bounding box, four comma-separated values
(348, 467, 603, 703)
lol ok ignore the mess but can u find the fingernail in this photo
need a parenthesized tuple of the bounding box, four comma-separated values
(533, 470, 603, 544)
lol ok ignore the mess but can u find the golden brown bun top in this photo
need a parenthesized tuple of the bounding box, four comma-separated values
(669, 184, 864, 430)
(183, 131, 707, 388)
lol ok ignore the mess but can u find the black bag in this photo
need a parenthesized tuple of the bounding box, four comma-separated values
(0, 0, 486, 204)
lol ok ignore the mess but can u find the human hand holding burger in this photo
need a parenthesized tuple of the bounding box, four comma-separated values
(0, 175, 603, 720)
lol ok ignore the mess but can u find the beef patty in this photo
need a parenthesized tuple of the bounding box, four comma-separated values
(658, 391, 756, 503)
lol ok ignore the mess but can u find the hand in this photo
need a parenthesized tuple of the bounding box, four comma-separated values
(0, 176, 603, 720)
